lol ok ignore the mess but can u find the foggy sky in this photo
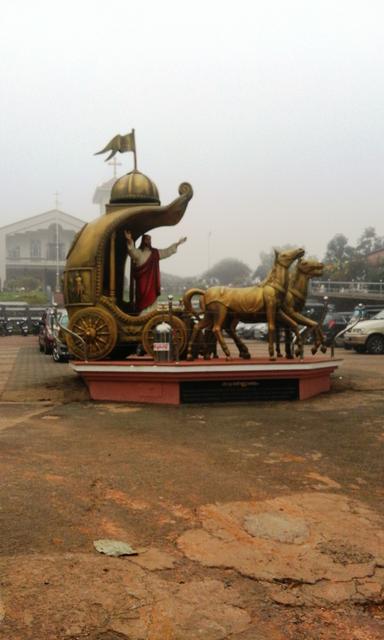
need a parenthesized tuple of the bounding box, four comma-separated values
(1, 0, 383, 276)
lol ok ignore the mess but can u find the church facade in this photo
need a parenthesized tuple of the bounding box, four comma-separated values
(92, 177, 116, 216)
(0, 209, 86, 291)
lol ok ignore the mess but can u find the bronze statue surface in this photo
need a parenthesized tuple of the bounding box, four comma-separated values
(63, 182, 193, 360)
(184, 247, 306, 361)
(62, 132, 329, 362)
(277, 259, 327, 358)
(95, 131, 136, 162)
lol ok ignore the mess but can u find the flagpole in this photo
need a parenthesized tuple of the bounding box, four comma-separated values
(132, 128, 137, 170)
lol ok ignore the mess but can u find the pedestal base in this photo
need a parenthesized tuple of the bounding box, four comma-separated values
(71, 357, 342, 405)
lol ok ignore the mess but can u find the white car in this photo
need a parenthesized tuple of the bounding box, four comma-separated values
(343, 310, 384, 354)
(236, 322, 268, 340)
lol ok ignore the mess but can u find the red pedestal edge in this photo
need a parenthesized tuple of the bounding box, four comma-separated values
(70, 357, 342, 405)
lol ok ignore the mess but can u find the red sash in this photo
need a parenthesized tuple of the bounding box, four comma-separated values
(132, 249, 161, 312)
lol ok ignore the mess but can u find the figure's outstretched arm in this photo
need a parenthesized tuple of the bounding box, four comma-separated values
(159, 236, 187, 260)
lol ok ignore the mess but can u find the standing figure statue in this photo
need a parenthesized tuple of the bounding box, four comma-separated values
(125, 231, 187, 314)
(73, 272, 85, 302)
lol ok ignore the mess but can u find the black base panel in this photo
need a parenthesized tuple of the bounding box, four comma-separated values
(180, 378, 299, 403)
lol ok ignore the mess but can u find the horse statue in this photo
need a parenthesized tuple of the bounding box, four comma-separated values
(275, 258, 327, 358)
(183, 247, 305, 361)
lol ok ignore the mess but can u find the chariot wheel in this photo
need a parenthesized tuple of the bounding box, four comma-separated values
(67, 307, 117, 360)
(142, 313, 188, 358)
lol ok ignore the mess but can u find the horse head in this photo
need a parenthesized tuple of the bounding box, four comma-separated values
(274, 247, 305, 268)
(297, 258, 324, 278)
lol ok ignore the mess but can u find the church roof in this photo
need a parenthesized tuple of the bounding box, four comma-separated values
(92, 178, 116, 204)
(0, 209, 86, 234)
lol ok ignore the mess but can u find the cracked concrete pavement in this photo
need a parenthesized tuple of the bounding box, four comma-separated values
(0, 336, 383, 639)
(177, 492, 384, 606)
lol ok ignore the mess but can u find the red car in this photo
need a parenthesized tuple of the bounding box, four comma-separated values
(38, 308, 62, 354)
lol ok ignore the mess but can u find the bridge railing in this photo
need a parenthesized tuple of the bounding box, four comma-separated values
(309, 280, 384, 297)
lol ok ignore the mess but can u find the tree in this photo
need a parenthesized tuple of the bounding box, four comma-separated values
(323, 230, 384, 281)
(356, 227, 384, 256)
(323, 234, 355, 266)
(253, 250, 274, 281)
(202, 258, 251, 285)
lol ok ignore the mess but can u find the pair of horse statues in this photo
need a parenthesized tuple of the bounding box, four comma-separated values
(183, 247, 327, 361)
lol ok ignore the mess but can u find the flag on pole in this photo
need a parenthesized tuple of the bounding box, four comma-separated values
(95, 130, 136, 162)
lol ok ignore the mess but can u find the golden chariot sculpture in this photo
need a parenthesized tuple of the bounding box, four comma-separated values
(63, 131, 327, 361)
(64, 131, 194, 360)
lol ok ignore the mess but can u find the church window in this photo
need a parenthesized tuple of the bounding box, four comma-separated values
(47, 243, 65, 260)
(31, 240, 41, 258)
(8, 246, 20, 259)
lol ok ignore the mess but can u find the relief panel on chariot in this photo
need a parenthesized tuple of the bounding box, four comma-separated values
(65, 269, 95, 306)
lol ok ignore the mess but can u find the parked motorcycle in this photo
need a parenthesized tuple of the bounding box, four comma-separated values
(17, 320, 29, 336)
(0, 320, 13, 336)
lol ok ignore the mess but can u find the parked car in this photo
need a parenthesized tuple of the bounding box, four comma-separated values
(236, 322, 268, 340)
(38, 307, 65, 355)
(322, 311, 354, 346)
(253, 323, 269, 340)
(343, 309, 384, 354)
(343, 305, 384, 349)
(52, 310, 69, 362)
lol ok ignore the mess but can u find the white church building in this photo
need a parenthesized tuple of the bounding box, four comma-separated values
(0, 209, 86, 291)
(0, 172, 117, 291)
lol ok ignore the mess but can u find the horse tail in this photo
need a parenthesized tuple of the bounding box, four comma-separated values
(182, 288, 206, 319)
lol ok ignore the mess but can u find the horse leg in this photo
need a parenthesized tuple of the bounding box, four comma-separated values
(292, 316, 322, 356)
(187, 315, 212, 360)
(275, 325, 283, 358)
(226, 317, 251, 359)
(278, 310, 303, 358)
(212, 305, 231, 359)
(317, 325, 327, 353)
(211, 330, 219, 358)
(202, 328, 218, 359)
(281, 309, 325, 357)
(268, 321, 277, 361)
(285, 328, 293, 359)
(295, 321, 321, 355)
(264, 297, 277, 360)
(310, 324, 327, 355)
(310, 325, 321, 355)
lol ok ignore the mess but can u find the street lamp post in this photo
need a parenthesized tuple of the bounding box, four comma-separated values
(55, 218, 60, 293)
(54, 191, 61, 295)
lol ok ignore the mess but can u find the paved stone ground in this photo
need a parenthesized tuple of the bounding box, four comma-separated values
(0, 336, 383, 639)
(0, 337, 22, 395)
(0, 337, 86, 403)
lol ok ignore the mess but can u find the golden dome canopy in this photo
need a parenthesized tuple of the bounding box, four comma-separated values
(110, 170, 160, 205)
